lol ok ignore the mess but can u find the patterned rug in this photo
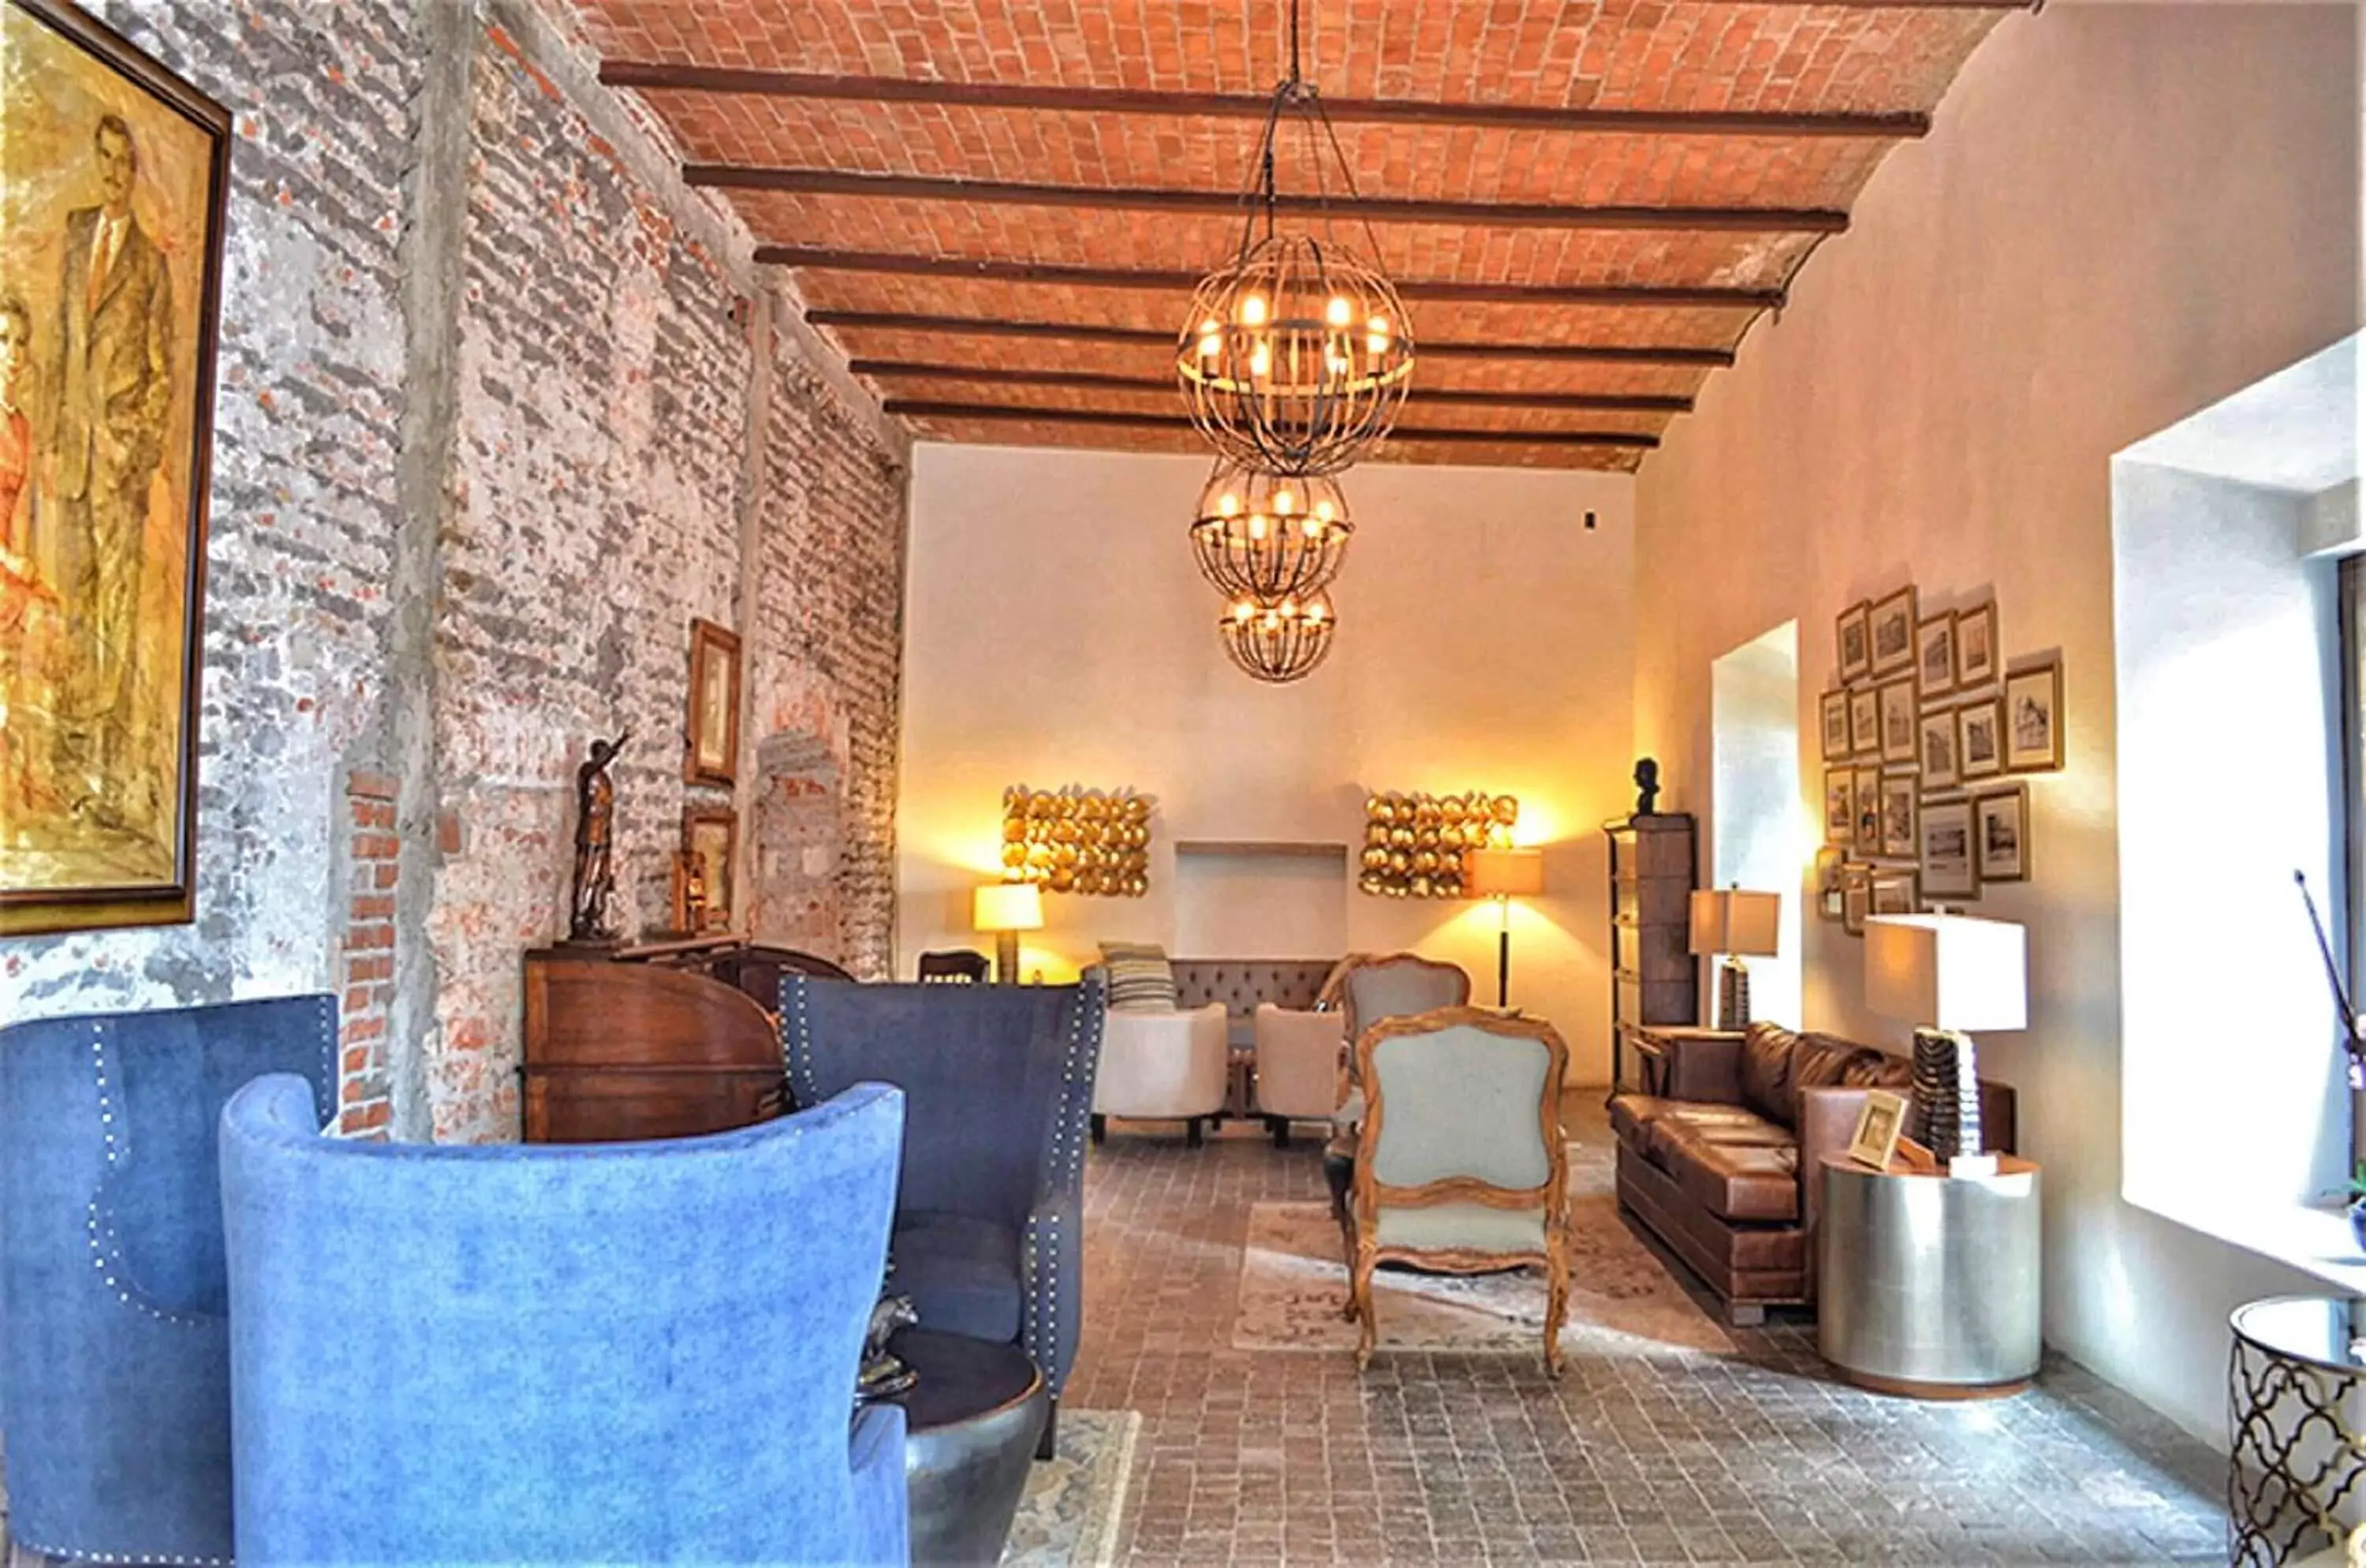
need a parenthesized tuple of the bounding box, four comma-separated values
(1002, 1407, 1140, 1568)
(1233, 1171, 1737, 1360)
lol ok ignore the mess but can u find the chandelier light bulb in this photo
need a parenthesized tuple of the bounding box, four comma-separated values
(1240, 294, 1269, 327)
(1326, 295, 1353, 327)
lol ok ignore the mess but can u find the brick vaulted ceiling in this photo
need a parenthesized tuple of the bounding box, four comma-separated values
(573, 2, 2021, 472)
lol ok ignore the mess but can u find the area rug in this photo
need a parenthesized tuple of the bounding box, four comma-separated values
(1233, 1186, 1736, 1360)
(1002, 1407, 1140, 1568)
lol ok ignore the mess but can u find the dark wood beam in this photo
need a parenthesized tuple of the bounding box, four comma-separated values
(879, 400, 1663, 450)
(805, 309, 1737, 368)
(756, 247, 1782, 311)
(686, 166, 1849, 234)
(603, 62, 1933, 140)
(846, 360, 1693, 415)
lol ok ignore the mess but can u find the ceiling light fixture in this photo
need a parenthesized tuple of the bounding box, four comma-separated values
(1174, 0, 1414, 477)
(1189, 461, 1353, 602)
(1218, 592, 1337, 685)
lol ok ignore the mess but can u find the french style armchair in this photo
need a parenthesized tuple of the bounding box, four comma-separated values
(1323, 954, 1473, 1214)
(1346, 1006, 1571, 1376)
(783, 976, 1103, 1457)
(219, 1074, 908, 1566)
(0, 995, 338, 1566)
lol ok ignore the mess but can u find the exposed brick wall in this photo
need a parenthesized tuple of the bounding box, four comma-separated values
(1, 2, 419, 1040)
(338, 771, 399, 1137)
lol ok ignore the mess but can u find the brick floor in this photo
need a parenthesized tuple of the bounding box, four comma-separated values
(1069, 1098, 2226, 1568)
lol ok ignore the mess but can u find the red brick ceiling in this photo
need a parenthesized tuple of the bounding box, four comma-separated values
(571, 1, 2017, 470)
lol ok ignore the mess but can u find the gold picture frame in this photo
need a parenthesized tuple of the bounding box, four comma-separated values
(0, 0, 233, 935)
(1869, 585, 1918, 677)
(683, 618, 741, 787)
(681, 805, 737, 933)
(2004, 659, 2066, 773)
(1847, 1089, 1909, 1169)
(1837, 600, 1872, 685)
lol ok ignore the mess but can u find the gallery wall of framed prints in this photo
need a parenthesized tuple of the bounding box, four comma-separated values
(1816, 586, 2061, 935)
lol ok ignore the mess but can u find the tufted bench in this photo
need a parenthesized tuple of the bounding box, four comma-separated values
(1169, 958, 1338, 1116)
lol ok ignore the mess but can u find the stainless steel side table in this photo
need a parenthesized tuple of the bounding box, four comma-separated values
(2228, 1295, 2366, 1567)
(1816, 1152, 2041, 1397)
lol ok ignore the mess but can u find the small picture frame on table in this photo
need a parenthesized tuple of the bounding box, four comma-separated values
(1974, 784, 2030, 883)
(2004, 659, 2066, 772)
(1820, 690, 1851, 760)
(1954, 600, 1998, 689)
(1838, 602, 1872, 685)
(1847, 1089, 1909, 1170)
(1917, 611, 1957, 698)
(1870, 586, 1918, 677)
(1957, 695, 2005, 782)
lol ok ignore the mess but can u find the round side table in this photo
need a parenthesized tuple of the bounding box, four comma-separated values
(1816, 1153, 2041, 1397)
(886, 1328, 1049, 1568)
(2228, 1295, 2366, 1567)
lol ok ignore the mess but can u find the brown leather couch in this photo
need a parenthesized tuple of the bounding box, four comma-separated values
(1610, 1021, 2017, 1324)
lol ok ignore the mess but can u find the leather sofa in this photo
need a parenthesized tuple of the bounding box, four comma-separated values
(1610, 1021, 2016, 1324)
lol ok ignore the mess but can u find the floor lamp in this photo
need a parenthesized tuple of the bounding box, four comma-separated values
(1864, 912, 2026, 1174)
(971, 882, 1043, 986)
(1467, 848, 1544, 1008)
(1688, 887, 1782, 1030)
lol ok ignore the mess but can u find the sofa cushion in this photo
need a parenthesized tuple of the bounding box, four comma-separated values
(1099, 943, 1178, 1011)
(1737, 1022, 1804, 1126)
(890, 1210, 1021, 1342)
(1658, 1122, 1801, 1223)
(1607, 1093, 1677, 1152)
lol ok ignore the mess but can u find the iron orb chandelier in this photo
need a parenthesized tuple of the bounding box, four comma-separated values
(1178, 233, 1414, 477)
(1189, 461, 1353, 602)
(1218, 592, 1337, 685)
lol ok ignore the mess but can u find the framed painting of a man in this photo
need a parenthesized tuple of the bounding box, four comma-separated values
(1, 0, 229, 935)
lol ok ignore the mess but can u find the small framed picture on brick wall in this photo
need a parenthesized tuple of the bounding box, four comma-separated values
(685, 618, 742, 787)
(681, 807, 737, 934)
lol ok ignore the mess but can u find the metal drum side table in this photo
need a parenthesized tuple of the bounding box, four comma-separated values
(886, 1328, 1050, 1568)
(2229, 1295, 2366, 1566)
(1816, 1153, 2041, 1397)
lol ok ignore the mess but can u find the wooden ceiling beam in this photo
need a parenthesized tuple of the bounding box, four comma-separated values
(880, 400, 1662, 450)
(845, 360, 1694, 414)
(805, 309, 1736, 368)
(686, 166, 1848, 234)
(756, 246, 1782, 310)
(602, 62, 1934, 140)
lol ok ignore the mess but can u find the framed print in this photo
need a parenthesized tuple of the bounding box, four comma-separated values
(1920, 797, 1979, 900)
(1841, 862, 1872, 935)
(1819, 689, 1850, 760)
(1974, 783, 2030, 883)
(1870, 868, 1920, 917)
(1814, 845, 1846, 922)
(1823, 768, 1856, 842)
(1919, 707, 1960, 792)
(1878, 774, 1918, 860)
(1869, 585, 1918, 677)
(1851, 765, 1882, 851)
(681, 806, 737, 932)
(1916, 611, 1957, 698)
(1957, 695, 2005, 782)
(0, 0, 232, 935)
(683, 618, 741, 786)
(2004, 659, 2066, 772)
(1877, 677, 1916, 764)
(1846, 1089, 1909, 1170)
(1837, 601, 1872, 685)
(1848, 687, 1879, 756)
(1955, 600, 1998, 688)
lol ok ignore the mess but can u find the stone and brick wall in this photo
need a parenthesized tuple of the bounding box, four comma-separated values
(0, 0, 912, 1147)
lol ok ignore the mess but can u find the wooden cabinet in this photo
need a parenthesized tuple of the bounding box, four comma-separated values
(1603, 813, 1700, 1097)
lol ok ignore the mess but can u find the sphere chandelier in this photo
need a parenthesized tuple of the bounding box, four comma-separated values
(1174, 3, 1414, 477)
(1218, 592, 1337, 685)
(1189, 461, 1353, 602)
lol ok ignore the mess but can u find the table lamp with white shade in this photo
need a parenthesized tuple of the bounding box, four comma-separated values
(1688, 887, 1781, 1030)
(1864, 912, 2027, 1174)
(1466, 847, 1544, 1007)
(972, 882, 1043, 986)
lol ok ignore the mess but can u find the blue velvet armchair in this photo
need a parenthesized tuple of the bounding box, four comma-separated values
(218, 1074, 909, 1566)
(783, 977, 1103, 1457)
(0, 994, 338, 1566)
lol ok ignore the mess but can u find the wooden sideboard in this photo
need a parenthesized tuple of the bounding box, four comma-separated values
(521, 936, 851, 1143)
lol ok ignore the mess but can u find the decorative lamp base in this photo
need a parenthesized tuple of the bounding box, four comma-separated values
(1908, 1027, 1984, 1160)
(1715, 958, 1752, 1032)
(995, 930, 1021, 986)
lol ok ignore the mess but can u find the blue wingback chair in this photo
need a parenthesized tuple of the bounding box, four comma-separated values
(783, 976, 1103, 1458)
(219, 1074, 909, 1566)
(0, 994, 338, 1566)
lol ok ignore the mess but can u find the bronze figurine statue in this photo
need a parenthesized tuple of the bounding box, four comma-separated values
(568, 730, 629, 943)
(856, 1293, 920, 1402)
(1633, 757, 1661, 816)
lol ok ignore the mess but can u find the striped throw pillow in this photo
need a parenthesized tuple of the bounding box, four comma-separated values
(1099, 942, 1177, 1011)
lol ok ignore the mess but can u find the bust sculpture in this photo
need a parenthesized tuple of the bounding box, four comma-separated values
(1633, 756, 1661, 816)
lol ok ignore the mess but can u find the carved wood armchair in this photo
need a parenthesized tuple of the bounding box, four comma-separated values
(1345, 1006, 1571, 1376)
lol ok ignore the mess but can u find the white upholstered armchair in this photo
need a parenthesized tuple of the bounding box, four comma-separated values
(1092, 1002, 1230, 1146)
(1251, 1003, 1347, 1146)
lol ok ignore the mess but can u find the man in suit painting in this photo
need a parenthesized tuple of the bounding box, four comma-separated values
(50, 112, 172, 825)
